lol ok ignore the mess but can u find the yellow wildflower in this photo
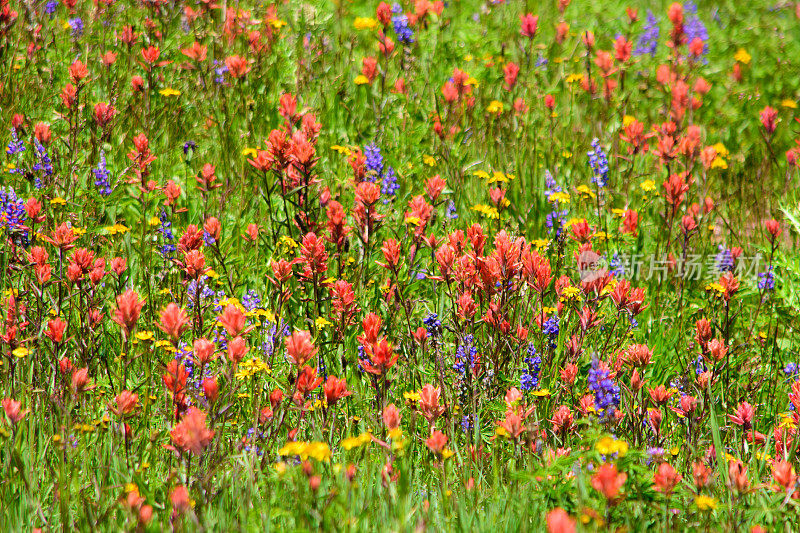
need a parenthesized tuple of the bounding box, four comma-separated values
(353, 17, 378, 30)
(733, 48, 751, 65)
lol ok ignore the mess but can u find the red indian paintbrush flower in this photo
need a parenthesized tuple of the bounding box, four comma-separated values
(2, 398, 28, 424)
(323, 376, 352, 406)
(158, 303, 189, 342)
(760, 106, 778, 135)
(546, 508, 576, 533)
(217, 304, 246, 337)
(170, 407, 214, 455)
(591, 463, 627, 501)
(654, 463, 682, 495)
(425, 430, 448, 455)
(519, 13, 538, 38)
(728, 402, 755, 430)
(285, 330, 318, 367)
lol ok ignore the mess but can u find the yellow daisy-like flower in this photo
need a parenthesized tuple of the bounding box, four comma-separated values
(403, 390, 420, 404)
(705, 282, 725, 294)
(405, 216, 421, 226)
(148, 216, 160, 226)
(423, 155, 436, 167)
(531, 239, 549, 250)
(315, 317, 332, 329)
(622, 115, 636, 127)
(560, 286, 581, 301)
(341, 432, 373, 450)
(331, 145, 352, 156)
(486, 100, 504, 114)
(241, 147, 258, 157)
(487, 171, 514, 184)
(255, 309, 275, 323)
(135, 331, 154, 341)
(640, 179, 657, 192)
(472, 204, 500, 219)
(279, 235, 298, 249)
(353, 17, 378, 30)
(565, 73, 584, 84)
(51, 197, 67, 206)
(465, 76, 479, 87)
(234, 357, 271, 380)
(595, 435, 628, 457)
(218, 299, 247, 316)
(576, 184, 596, 198)
(354, 74, 370, 85)
(279, 441, 332, 462)
(711, 157, 728, 170)
(781, 99, 797, 109)
(549, 191, 571, 204)
(105, 223, 130, 236)
(12, 347, 29, 358)
(694, 495, 718, 511)
(733, 48, 751, 65)
(562, 150, 573, 159)
(159, 88, 181, 97)
(712, 142, 729, 158)
(267, 18, 287, 29)
(472, 170, 490, 179)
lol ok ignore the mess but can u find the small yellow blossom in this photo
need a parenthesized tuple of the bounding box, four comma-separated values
(423, 155, 436, 167)
(781, 99, 797, 109)
(733, 48, 751, 65)
(331, 145, 352, 156)
(105, 223, 130, 236)
(694, 495, 718, 511)
(341, 432, 373, 450)
(159, 88, 181, 97)
(135, 331, 154, 341)
(353, 17, 378, 30)
(640, 179, 657, 192)
(595, 435, 628, 457)
(278, 441, 332, 462)
(712, 142, 729, 158)
(472, 204, 500, 219)
(711, 157, 728, 170)
(487, 100, 504, 114)
(354, 75, 370, 85)
(12, 347, 29, 358)
(576, 184, 596, 198)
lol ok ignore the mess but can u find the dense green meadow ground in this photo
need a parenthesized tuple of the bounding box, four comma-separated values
(3, 0, 800, 530)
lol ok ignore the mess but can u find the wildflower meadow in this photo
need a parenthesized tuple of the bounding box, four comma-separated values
(3, 0, 800, 530)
